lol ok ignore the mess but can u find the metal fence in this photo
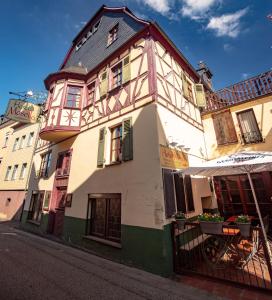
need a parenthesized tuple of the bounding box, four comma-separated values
(172, 221, 272, 291)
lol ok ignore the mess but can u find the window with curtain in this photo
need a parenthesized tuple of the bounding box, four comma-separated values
(236, 109, 262, 144)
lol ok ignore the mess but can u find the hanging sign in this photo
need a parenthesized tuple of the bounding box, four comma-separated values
(160, 145, 189, 169)
(5, 99, 40, 124)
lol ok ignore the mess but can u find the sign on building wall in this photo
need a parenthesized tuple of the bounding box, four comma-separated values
(159, 145, 189, 169)
(5, 99, 40, 124)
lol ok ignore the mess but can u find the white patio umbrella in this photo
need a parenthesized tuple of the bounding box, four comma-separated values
(182, 151, 272, 263)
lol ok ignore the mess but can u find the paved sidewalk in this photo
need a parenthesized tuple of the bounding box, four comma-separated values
(0, 221, 225, 300)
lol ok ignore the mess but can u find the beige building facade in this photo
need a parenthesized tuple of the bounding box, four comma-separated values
(0, 119, 40, 220)
(21, 6, 213, 276)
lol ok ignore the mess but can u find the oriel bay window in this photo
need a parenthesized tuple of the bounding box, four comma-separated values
(65, 86, 82, 108)
(236, 109, 263, 144)
(28, 191, 45, 223)
(87, 194, 121, 243)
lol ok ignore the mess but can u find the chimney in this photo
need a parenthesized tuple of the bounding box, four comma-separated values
(197, 61, 213, 90)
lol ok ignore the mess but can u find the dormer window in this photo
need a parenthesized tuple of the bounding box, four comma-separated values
(65, 86, 82, 108)
(107, 24, 118, 46)
(93, 20, 100, 33)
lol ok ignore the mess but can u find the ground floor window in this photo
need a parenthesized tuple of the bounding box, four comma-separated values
(28, 191, 45, 223)
(87, 194, 121, 243)
(162, 168, 195, 218)
(214, 172, 272, 218)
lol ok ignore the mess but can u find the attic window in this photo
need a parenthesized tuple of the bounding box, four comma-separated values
(93, 20, 100, 33)
(75, 19, 101, 52)
(107, 24, 119, 46)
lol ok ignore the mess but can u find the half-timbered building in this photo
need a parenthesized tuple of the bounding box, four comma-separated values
(21, 5, 213, 276)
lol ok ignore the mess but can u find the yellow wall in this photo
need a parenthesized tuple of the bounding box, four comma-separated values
(202, 94, 272, 159)
(0, 121, 40, 190)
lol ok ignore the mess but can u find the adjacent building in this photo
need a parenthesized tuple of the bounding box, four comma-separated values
(0, 118, 39, 220)
(21, 5, 213, 276)
(203, 71, 272, 222)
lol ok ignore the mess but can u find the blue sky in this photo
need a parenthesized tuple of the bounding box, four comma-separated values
(0, 0, 271, 113)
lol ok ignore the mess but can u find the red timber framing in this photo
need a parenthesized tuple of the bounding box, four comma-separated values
(42, 7, 205, 144)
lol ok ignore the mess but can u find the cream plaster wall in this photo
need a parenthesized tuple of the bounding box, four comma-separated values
(156, 104, 212, 219)
(202, 94, 272, 160)
(0, 122, 40, 190)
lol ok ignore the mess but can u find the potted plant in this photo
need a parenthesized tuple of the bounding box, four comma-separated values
(198, 213, 224, 235)
(174, 212, 186, 230)
(236, 215, 251, 237)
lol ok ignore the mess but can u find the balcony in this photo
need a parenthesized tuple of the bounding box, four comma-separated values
(240, 131, 263, 145)
(204, 70, 272, 113)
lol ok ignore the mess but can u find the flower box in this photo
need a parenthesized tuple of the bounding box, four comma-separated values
(199, 221, 224, 235)
(237, 223, 251, 238)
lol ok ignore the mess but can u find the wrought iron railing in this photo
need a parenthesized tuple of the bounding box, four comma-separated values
(172, 221, 272, 291)
(204, 71, 272, 113)
(240, 131, 263, 144)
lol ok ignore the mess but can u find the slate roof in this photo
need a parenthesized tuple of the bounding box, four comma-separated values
(62, 6, 149, 73)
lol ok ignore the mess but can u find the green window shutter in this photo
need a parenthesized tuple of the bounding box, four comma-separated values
(181, 72, 190, 99)
(122, 117, 133, 161)
(195, 84, 206, 107)
(97, 127, 106, 167)
(122, 55, 131, 84)
(100, 71, 108, 98)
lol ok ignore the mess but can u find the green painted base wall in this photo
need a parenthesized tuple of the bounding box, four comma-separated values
(21, 211, 49, 235)
(62, 216, 174, 277)
(20, 211, 174, 277)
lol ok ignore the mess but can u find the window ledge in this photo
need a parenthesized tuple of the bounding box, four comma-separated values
(27, 220, 41, 226)
(83, 235, 122, 248)
(105, 161, 121, 167)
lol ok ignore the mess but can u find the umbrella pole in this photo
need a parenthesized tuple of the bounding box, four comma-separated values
(247, 172, 272, 265)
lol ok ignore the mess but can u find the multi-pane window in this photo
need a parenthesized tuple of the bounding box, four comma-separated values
(65, 86, 81, 108)
(27, 132, 34, 146)
(110, 125, 122, 163)
(28, 191, 44, 223)
(236, 109, 263, 144)
(111, 63, 122, 89)
(107, 24, 118, 46)
(19, 135, 26, 149)
(3, 135, 9, 147)
(19, 163, 27, 179)
(187, 80, 194, 103)
(39, 151, 52, 178)
(13, 138, 19, 151)
(5, 166, 12, 180)
(11, 165, 19, 180)
(162, 169, 195, 218)
(56, 151, 71, 177)
(86, 82, 95, 106)
(88, 194, 121, 243)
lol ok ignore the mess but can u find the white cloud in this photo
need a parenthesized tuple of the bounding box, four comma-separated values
(138, 0, 171, 14)
(241, 73, 250, 80)
(181, 0, 219, 20)
(223, 43, 233, 52)
(207, 8, 248, 37)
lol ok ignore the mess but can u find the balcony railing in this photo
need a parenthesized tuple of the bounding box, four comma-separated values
(240, 131, 263, 144)
(204, 70, 272, 113)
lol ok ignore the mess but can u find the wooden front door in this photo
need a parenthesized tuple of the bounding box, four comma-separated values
(52, 187, 67, 236)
